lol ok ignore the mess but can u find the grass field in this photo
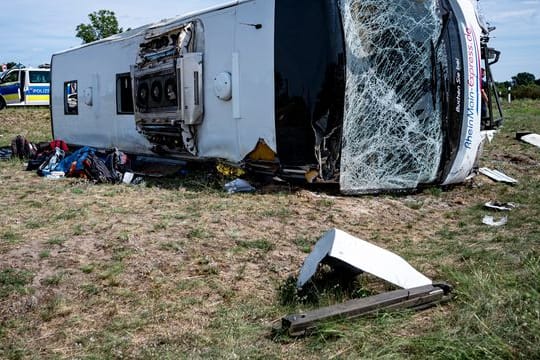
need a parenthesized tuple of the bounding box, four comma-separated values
(0, 101, 539, 359)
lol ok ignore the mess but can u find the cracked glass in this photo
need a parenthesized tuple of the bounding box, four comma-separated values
(340, 0, 446, 193)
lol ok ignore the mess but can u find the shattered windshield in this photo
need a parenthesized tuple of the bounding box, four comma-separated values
(340, 0, 446, 192)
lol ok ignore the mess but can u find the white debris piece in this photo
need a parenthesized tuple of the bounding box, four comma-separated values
(482, 215, 508, 227)
(520, 133, 540, 149)
(481, 130, 498, 143)
(224, 178, 255, 194)
(484, 201, 517, 211)
(479, 168, 518, 184)
(45, 171, 65, 180)
(297, 228, 432, 290)
(122, 172, 135, 184)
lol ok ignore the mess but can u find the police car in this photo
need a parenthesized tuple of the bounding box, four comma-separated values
(0, 67, 50, 109)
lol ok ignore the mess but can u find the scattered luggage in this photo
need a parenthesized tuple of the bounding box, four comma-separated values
(7, 134, 133, 184)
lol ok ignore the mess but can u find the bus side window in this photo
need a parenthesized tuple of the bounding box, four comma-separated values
(64, 80, 78, 115)
(116, 73, 134, 114)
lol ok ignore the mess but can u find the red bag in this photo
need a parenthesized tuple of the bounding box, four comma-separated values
(49, 139, 69, 152)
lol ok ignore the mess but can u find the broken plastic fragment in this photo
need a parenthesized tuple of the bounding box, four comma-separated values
(122, 172, 135, 184)
(481, 130, 498, 143)
(246, 139, 277, 162)
(45, 171, 65, 180)
(518, 133, 540, 149)
(484, 201, 516, 212)
(131, 176, 145, 186)
(224, 178, 255, 194)
(479, 168, 518, 184)
(297, 228, 431, 290)
(216, 163, 245, 177)
(482, 215, 508, 227)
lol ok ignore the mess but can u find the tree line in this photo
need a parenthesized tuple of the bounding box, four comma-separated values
(496, 72, 540, 100)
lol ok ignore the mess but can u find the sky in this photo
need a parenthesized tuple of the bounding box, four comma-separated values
(0, 0, 538, 81)
(479, 0, 540, 81)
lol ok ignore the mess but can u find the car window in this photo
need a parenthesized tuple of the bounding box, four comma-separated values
(2, 71, 19, 83)
(29, 71, 50, 83)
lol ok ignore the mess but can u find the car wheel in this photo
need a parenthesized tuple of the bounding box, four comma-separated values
(0, 97, 5, 110)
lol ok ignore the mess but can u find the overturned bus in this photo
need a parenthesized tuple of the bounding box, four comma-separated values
(50, 0, 502, 194)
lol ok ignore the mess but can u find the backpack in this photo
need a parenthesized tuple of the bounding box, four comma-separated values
(11, 135, 37, 159)
(26, 153, 52, 171)
(103, 148, 123, 182)
(83, 153, 117, 183)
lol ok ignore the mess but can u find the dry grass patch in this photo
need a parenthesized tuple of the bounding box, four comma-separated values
(1, 103, 540, 358)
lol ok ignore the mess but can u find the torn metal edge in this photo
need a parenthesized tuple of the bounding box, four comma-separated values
(479, 168, 518, 184)
(296, 228, 432, 290)
(518, 133, 540, 149)
(484, 201, 516, 211)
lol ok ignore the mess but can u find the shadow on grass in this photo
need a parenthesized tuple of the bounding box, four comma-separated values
(138, 161, 338, 195)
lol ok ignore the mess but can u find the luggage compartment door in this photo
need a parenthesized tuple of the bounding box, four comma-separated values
(178, 52, 204, 125)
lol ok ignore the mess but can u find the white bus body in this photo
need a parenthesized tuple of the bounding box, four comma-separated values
(51, 0, 496, 193)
